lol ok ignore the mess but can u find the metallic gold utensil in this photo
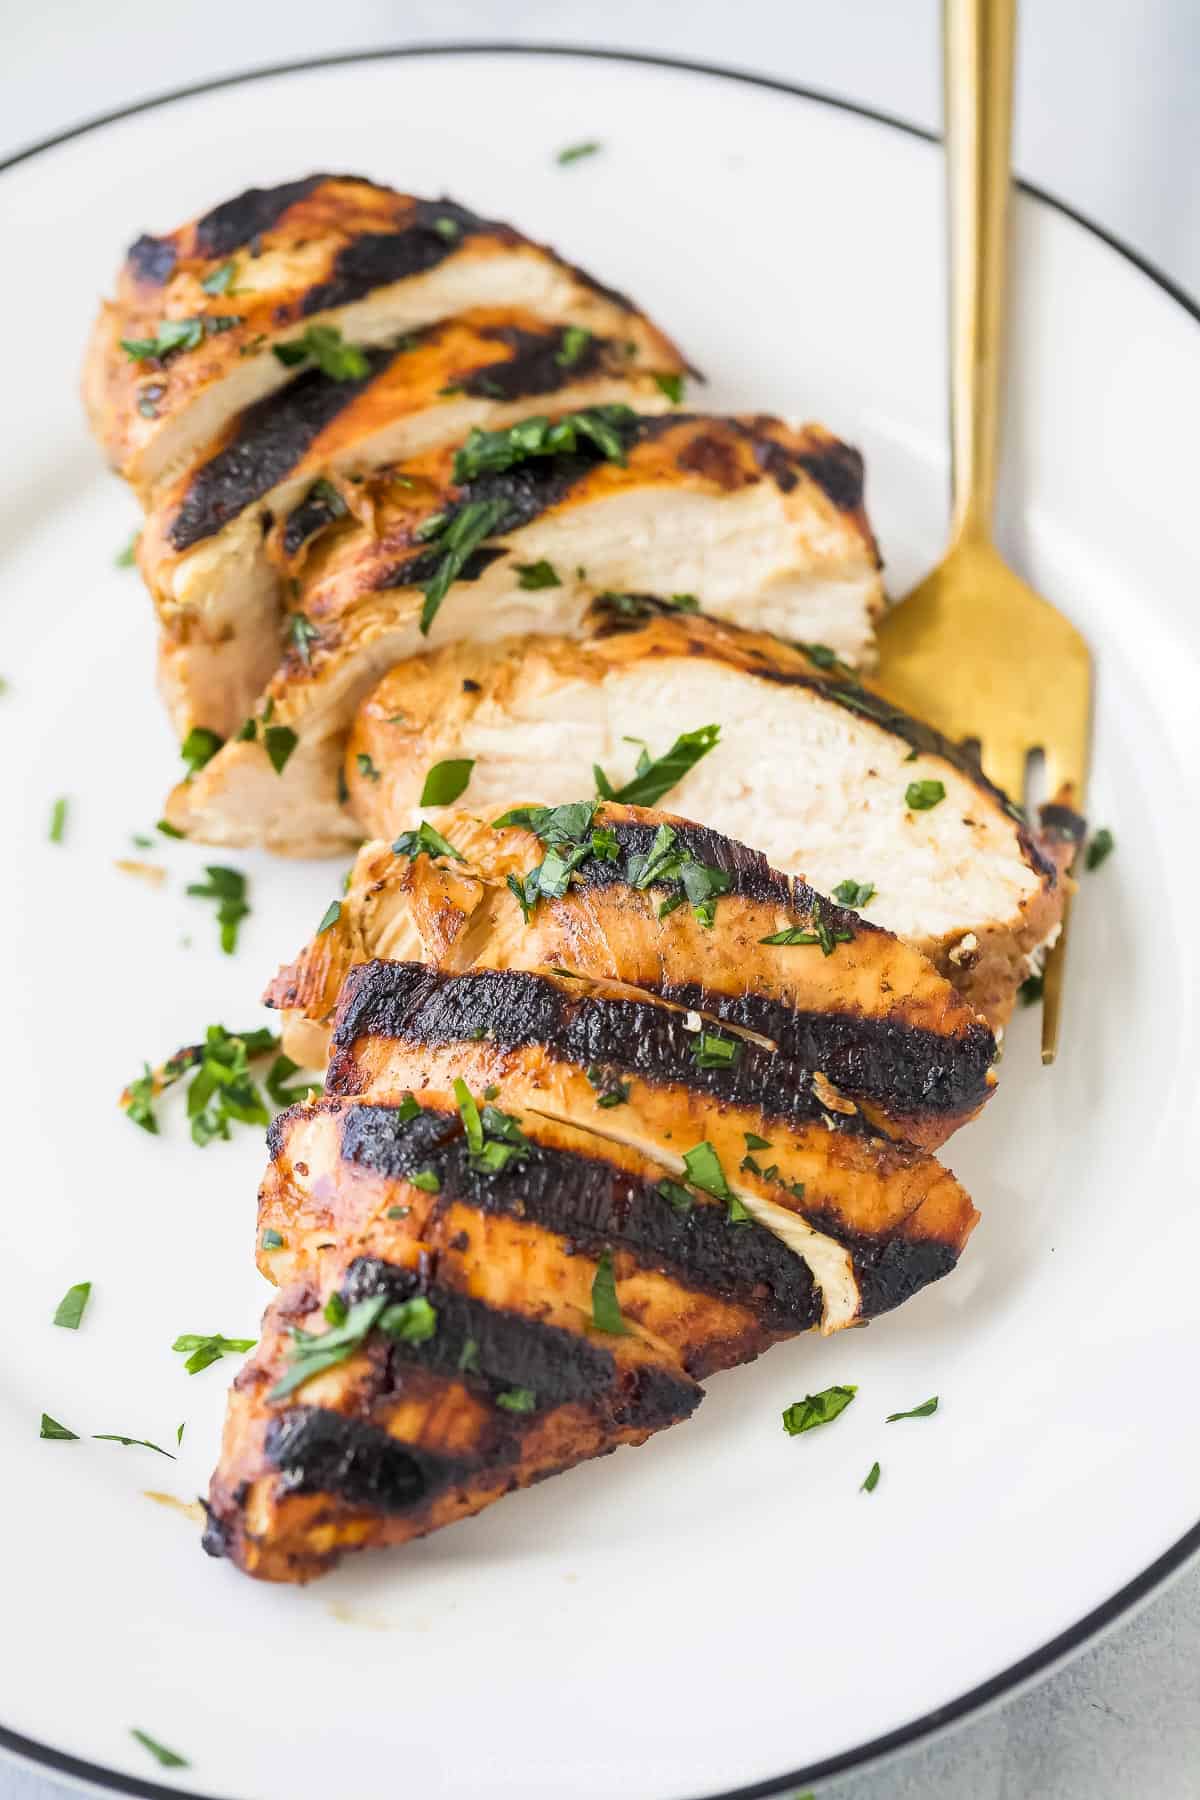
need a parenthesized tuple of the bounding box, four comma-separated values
(873, 0, 1091, 1063)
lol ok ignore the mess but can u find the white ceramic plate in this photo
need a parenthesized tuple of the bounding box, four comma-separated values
(2, 46, 1198, 1800)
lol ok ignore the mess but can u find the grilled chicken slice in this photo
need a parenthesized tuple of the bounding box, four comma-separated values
(206, 1063, 975, 1581)
(139, 309, 680, 741)
(342, 607, 1070, 1021)
(265, 804, 997, 1148)
(84, 174, 687, 493)
(163, 415, 884, 856)
(324, 961, 978, 1335)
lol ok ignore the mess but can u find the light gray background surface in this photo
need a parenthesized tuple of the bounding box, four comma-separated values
(2, 5, 1197, 1797)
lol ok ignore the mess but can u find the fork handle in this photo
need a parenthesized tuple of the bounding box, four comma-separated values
(944, 0, 1018, 546)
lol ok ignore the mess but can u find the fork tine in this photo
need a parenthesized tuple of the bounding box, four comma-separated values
(980, 739, 1028, 812)
(1040, 897, 1073, 1065)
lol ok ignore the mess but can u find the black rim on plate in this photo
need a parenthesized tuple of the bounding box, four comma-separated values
(2, 41, 1197, 1800)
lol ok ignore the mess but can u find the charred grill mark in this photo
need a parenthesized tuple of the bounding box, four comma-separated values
(377, 424, 641, 592)
(341, 1256, 699, 1429)
(794, 442, 865, 510)
(125, 234, 178, 286)
(330, 963, 878, 1138)
(282, 487, 344, 559)
(675, 431, 749, 490)
(1039, 802, 1087, 847)
(339, 1104, 821, 1330)
(656, 978, 996, 1123)
(457, 324, 605, 399)
(263, 1406, 467, 1510)
(192, 173, 337, 260)
(168, 344, 402, 551)
(802, 1212, 959, 1316)
(299, 198, 508, 317)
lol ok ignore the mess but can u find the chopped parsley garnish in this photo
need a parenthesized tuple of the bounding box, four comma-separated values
(157, 818, 185, 839)
(287, 612, 321, 664)
(1085, 827, 1114, 871)
(555, 326, 591, 367)
(180, 726, 223, 777)
(555, 141, 602, 165)
(120, 318, 206, 360)
(494, 800, 612, 921)
(48, 797, 68, 844)
(458, 1336, 480, 1373)
(587, 1065, 630, 1108)
(861, 1461, 881, 1494)
(94, 1433, 176, 1458)
(454, 1078, 529, 1173)
(414, 497, 510, 635)
(40, 1412, 78, 1440)
(261, 1228, 284, 1250)
(386, 1205, 410, 1219)
(420, 758, 474, 806)
(657, 1179, 695, 1215)
(760, 897, 853, 955)
(432, 215, 460, 241)
(116, 533, 139, 567)
(53, 1282, 92, 1330)
(782, 1385, 857, 1435)
(273, 324, 369, 380)
(201, 259, 237, 295)
(831, 879, 875, 908)
(131, 1731, 189, 1770)
(744, 1132, 772, 1151)
(356, 752, 382, 784)
(306, 476, 347, 520)
(263, 723, 298, 774)
(905, 779, 946, 811)
(886, 1395, 939, 1422)
(270, 1291, 437, 1400)
(797, 642, 848, 672)
(408, 1168, 441, 1192)
(186, 865, 249, 954)
(654, 372, 685, 404)
(172, 1332, 256, 1375)
(590, 1249, 629, 1335)
(265, 1054, 321, 1108)
(120, 1023, 281, 1145)
(689, 1030, 741, 1070)
(316, 900, 341, 934)
(496, 1386, 537, 1412)
(594, 722, 720, 808)
(1018, 973, 1044, 1007)
(392, 819, 466, 863)
(452, 405, 633, 482)
(626, 822, 731, 928)
(682, 1141, 733, 1202)
(514, 559, 562, 589)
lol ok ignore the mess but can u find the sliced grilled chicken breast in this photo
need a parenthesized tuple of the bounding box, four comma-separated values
(206, 1071, 974, 1581)
(266, 804, 997, 1147)
(343, 607, 1069, 1021)
(84, 175, 687, 492)
(140, 310, 679, 741)
(324, 961, 978, 1335)
(163, 416, 884, 856)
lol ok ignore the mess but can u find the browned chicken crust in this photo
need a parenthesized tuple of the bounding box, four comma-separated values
(84, 175, 688, 492)
(265, 803, 998, 1149)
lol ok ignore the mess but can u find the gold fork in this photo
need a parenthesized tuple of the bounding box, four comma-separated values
(873, 0, 1091, 1063)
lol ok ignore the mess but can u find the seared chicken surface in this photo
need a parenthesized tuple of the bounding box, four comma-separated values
(340, 608, 1069, 1021)
(266, 803, 998, 1148)
(205, 968, 977, 1580)
(163, 416, 884, 856)
(139, 308, 680, 740)
(84, 175, 687, 492)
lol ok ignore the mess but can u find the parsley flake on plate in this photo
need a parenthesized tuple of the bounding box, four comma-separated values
(782, 1385, 857, 1435)
(172, 1333, 256, 1375)
(53, 1281, 91, 1330)
(886, 1395, 939, 1422)
(186, 865, 249, 954)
